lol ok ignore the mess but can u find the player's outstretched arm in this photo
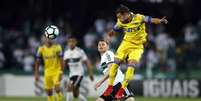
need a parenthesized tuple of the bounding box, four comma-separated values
(94, 64, 112, 90)
(59, 57, 64, 80)
(34, 59, 40, 81)
(105, 30, 116, 43)
(84, 60, 94, 81)
(60, 57, 64, 73)
(95, 70, 109, 90)
(150, 16, 168, 24)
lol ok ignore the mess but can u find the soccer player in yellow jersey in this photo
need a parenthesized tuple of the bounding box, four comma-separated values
(35, 36, 64, 101)
(103, 5, 168, 99)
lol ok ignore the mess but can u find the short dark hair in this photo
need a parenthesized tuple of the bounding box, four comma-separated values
(98, 39, 109, 45)
(116, 4, 130, 14)
(67, 35, 77, 40)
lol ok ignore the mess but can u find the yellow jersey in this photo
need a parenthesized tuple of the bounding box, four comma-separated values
(36, 43, 63, 75)
(114, 13, 148, 45)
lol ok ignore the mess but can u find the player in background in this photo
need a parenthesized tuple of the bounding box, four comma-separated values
(64, 36, 94, 101)
(104, 5, 168, 99)
(35, 36, 64, 101)
(95, 39, 135, 101)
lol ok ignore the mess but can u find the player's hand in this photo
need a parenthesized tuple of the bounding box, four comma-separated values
(35, 74, 39, 81)
(104, 31, 114, 43)
(104, 35, 112, 43)
(94, 81, 102, 90)
(59, 72, 63, 81)
(89, 75, 94, 81)
(160, 16, 168, 24)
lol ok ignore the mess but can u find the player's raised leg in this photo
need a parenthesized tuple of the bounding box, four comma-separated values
(115, 62, 136, 99)
(103, 59, 120, 96)
(103, 42, 125, 96)
(115, 49, 143, 99)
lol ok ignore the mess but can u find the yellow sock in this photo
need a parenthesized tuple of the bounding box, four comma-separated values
(122, 67, 135, 89)
(55, 92, 63, 101)
(108, 63, 119, 85)
(47, 96, 54, 101)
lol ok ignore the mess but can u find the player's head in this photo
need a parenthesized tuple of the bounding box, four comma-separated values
(44, 36, 54, 45)
(67, 36, 77, 49)
(98, 39, 109, 54)
(116, 5, 131, 23)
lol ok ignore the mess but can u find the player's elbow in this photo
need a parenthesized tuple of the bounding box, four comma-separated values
(108, 31, 115, 37)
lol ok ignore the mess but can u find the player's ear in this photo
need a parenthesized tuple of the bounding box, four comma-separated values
(74, 39, 78, 44)
(107, 43, 109, 49)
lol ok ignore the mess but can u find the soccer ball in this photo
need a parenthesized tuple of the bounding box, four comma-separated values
(44, 25, 59, 39)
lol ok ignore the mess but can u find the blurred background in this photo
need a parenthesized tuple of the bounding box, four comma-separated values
(0, 0, 201, 99)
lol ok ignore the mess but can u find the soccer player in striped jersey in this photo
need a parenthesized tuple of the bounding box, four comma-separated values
(64, 36, 94, 101)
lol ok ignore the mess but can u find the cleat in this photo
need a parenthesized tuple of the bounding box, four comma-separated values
(103, 85, 113, 96)
(115, 87, 125, 99)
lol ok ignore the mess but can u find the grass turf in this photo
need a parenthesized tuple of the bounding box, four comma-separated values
(0, 97, 201, 101)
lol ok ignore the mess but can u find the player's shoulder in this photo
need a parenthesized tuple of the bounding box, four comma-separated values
(37, 45, 45, 51)
(103, 50, 114, 59)
(53, 43, 62, 48)
(106, 50, 114, 56)
(75, 47, 85, 53)
(134, 13, 145, 19)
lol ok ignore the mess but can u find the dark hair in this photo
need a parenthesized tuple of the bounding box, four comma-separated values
(67, 35, 77, 40)
(98, 39, 109, 45)
(116, 4, 130, 14)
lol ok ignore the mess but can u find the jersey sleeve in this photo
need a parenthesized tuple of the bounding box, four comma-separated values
(36, 47, 42, 59)
(105, 51, 114, 64)
(57, 45, 63, 57)
(80, 49, 88, 61)
(63, 51, 68, 60)
(137, 13, 152, 23)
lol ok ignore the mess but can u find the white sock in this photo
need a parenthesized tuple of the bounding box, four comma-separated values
(66, 92, 73, 101)
(78, 94, 87, 101)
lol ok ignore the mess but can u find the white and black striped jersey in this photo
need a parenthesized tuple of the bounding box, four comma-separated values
(99, 50, 124, 86)
(64, 47, 88, 77)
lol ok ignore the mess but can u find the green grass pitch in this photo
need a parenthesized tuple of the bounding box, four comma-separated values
(0, 97, 201, 101)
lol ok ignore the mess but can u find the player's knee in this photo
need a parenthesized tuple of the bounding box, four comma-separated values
(114, 58, 122, 64)
(127, 60, 138, 68)
(96, 98, 104, 101)
(128, 60, 138, 64)
(66, 86, 72, 92)
(55, 88, 60, 93)
(46, 89, 53, 96)
(66, 83, 73, 91)
(55, 85, 61, 93)
(125, 97, 135, 101)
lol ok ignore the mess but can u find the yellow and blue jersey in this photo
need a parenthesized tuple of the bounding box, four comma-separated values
(36, 43, 63, 75)
(113, 12, 151, 45)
